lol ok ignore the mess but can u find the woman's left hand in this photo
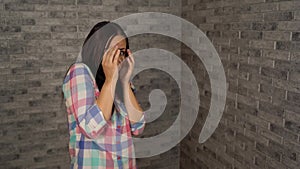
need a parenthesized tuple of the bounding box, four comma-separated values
(118, 49, 134, 84)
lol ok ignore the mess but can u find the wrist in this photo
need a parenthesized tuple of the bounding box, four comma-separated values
(120, 79, 130, 85)
(105, 78, 117, 85)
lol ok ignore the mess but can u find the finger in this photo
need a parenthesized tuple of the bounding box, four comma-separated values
(113, 49, 120, 64)
(103, 45, 114, 63)
(127, 49, 134, 64)
(109, 45, 119, 63)
(102, 48, 109, 63)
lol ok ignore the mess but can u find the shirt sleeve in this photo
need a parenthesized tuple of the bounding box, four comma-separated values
(130, 112, 146, 136)
(62, 63, 108, 139)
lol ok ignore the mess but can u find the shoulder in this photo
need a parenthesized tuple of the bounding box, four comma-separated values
(69, 62, 89, 74)
(63, 62, 94, 85)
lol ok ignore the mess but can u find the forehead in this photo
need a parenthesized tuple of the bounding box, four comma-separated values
(109, 35, 126, 48)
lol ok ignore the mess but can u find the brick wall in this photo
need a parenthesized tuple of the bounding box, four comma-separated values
(181, 0, 300, 169)
(1, 0, 299, 169)
(0, 0, 181, 168)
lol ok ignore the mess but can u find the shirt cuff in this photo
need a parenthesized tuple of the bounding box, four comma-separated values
(130, 112, 145, 131)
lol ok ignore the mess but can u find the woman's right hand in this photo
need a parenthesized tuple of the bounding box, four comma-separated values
(102, 44, 120, 84)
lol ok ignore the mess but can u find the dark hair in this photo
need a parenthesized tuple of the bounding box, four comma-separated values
(81, 21, 129, 79)
(61, 21, 130, 114)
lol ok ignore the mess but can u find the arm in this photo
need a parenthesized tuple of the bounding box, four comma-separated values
(122, 81, 146, 136)
(63, 64, 116, 139)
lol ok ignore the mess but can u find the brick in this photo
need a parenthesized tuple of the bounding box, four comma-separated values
(49, 11, 77, 18)
(252, 22, 278, 31)
(4, 3, 34, 11)
(258, 128, 283, 144)
(291, 41, 300, 51)
(239, 13, 264, 22)
(278, 21, 300, 31)
(50, 25, 77, 32)
(249, 57, 273, 68)
(289, 71, 300, 82)
(264, 11, 293, 21)
(239, 63, 260, 75)
(48, 0, 75, 5)
(291, 51, 300, 62)
(276, 41, 300, 51)
(240, 0, 265, 4)
(19, 11, 48, 18)
(241, 31, 263, 40)
(273, 78, 300, 94)
(77, 0, 102, 5)
(233, 5, 251, 14)
(253, 151, 267, 168)
(284, 120, 300, 134)
(283, 139, 300, 153)
(236, 97, 258, 115)
(206, 31, 220, 39)
(279, 1, 300, 11)
(206, 16, 222, 23)
(16, 0, 48, 4)
(263, 31, 291, 41)
(0, 26, 21, 32)
(240, 48, 262, 57)
(274, 59, 300, 72)
(214, 23, 231, 30)
(239, 77, 259, 92)
(51, 32, 77, 39)
(24, 33, 51, 40)
(214, 7, 234, 16)
(250, 3, 279, 12)
(6, 18, 35, 25)
(232, 22, 252, 30)
(250, 40, 275, 49)
(223, 15, 240, 23)
(150, 0, 170, 7)
(261, 67, 288, 80)
(286, 91, 300, 103)
(230, 39, 250, 47)
(270, 123, 298, 141)
(256, 142, 282, 162)
(221, 31, 239, 39)
(259, 100, 285, 117)
(275, 41, 291, 50)
(34, 4, 63, 11)
(221, 45, 238, 54)
(7, 45, 24, 54)
(292, 32, 300, 41)
(21, 25, 50, 32)
(128, 0, 149, 6)
(295, 11, 300, 20)
(260, 83, 285, 100)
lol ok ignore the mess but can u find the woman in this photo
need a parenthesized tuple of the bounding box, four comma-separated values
(62, 21, 146, 169)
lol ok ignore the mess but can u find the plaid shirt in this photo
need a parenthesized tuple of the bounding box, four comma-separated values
(62, 62, 146, 169)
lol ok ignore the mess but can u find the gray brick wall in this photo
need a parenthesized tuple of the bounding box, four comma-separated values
(181, 0, 300, 169)
(0, 0, 181, 169)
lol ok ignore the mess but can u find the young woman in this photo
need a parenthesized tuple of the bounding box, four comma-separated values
(62, 21, 146, 169)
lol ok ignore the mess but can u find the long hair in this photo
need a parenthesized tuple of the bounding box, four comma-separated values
(61, 21, 130, 114)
